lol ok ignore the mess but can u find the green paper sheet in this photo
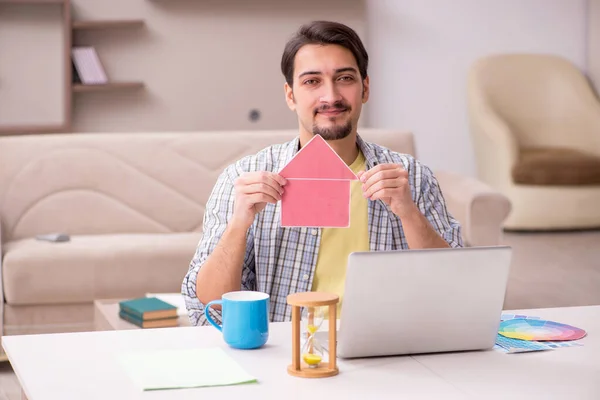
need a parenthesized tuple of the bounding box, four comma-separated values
(118, 348, 257, 391)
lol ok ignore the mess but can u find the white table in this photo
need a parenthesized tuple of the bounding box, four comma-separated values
(3, 306, 600, 400)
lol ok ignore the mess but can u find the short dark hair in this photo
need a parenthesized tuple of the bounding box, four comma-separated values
(281, 21, 369, 86)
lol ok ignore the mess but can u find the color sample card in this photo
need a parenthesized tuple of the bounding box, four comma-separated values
(500, 314, 541, 321)
(494, 334, 583, 354)
(495, 334, 552, 353)
(494, 314, 585, 354)
(499, 319, 587, 341)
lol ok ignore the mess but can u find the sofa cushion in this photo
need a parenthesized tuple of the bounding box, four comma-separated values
(512, 147, 600, 185)
(2, 233, 201, 306)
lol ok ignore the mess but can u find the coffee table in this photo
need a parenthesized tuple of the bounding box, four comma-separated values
(94, 298, 191, 331)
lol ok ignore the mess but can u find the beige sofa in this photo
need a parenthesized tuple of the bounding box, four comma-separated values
(0, 129, 510, 355)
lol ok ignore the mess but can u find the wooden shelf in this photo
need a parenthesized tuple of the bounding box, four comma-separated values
(0, 0, 66, 3)
(1, 6, 146, 133)
(72, 19, 144, 30)
(0, 124, 68, 135)
(72, 82, 144, 93)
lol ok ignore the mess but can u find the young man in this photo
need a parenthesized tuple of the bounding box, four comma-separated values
(182, 21, 462, 326)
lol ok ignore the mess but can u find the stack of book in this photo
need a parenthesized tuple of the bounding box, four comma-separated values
(119, 297, 179, 328)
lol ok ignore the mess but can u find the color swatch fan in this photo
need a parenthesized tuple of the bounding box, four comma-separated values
(498, 319, 586, 341)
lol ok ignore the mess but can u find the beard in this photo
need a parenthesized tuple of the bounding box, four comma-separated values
(312, 100, 353, 140)
(313, 119, 353, 140)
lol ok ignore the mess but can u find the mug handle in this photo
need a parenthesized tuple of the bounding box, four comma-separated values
(204, 300, 223, 332)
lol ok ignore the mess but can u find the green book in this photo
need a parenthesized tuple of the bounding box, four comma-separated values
(119, 297, 178, 321)
(119, 309, 178, 329)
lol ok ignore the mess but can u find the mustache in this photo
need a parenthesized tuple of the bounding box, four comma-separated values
(314, 102, 350, 115)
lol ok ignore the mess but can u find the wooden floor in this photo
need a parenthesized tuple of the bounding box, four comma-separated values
(502, 229, 600, 310)
(0, 361, 19, 400)
(1, 230, 599, 399)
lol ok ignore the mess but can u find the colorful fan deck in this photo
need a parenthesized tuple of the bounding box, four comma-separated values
(498, 318, 586, 341)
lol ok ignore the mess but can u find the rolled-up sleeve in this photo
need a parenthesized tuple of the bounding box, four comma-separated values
(181, 166, 256, 326)
(417, 164, 464, 248)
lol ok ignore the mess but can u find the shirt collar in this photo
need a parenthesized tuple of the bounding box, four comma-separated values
(283, 136, 300, 166)
(356, 134, 378, 169)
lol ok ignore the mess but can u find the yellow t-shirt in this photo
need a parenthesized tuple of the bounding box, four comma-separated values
(311, 149, 369, 314)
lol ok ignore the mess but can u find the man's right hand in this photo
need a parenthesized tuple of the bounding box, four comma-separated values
(231, 172, 287, 229)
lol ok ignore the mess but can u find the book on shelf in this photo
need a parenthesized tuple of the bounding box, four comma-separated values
(71, 46, 108, 85)
(72, 61, 82, 84)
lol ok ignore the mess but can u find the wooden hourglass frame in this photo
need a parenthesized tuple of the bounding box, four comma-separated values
(287, 292, 339, 378)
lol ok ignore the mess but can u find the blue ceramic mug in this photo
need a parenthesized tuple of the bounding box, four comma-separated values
(204, 291, 270, 349)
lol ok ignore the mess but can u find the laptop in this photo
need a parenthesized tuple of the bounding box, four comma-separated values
(316, 246, 512, 359)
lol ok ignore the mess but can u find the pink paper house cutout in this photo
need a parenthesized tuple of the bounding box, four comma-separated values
(279, 135, 358, 228)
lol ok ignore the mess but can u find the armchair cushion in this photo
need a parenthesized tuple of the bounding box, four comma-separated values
(512, 147, 600, 185)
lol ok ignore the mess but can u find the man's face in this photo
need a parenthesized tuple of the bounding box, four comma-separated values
(285, 44, 369, 141)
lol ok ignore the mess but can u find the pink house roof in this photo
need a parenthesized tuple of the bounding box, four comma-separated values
(279, 135, 358, 180)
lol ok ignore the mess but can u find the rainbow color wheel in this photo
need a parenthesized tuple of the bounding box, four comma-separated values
(498, 319, 586, 341)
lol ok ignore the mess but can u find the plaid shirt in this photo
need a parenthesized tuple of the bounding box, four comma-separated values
(182, 135, 463, 326)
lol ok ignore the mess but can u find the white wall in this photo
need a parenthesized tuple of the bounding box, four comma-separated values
(70, 0, 365, 133)
(365, 0, 588, 177)
(0, 4, 65, 127)
(587, 0, 600, 90)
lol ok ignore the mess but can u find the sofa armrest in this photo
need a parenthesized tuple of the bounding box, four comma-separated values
(435, 170, 511, 247)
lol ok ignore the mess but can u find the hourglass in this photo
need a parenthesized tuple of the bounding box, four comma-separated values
(287, 292, 339, 378)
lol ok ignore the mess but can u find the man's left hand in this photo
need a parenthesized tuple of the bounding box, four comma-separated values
(357, 163, 416, 218)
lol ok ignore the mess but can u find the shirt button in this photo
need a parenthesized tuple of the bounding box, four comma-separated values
(311, 229, 318, 236)
(303, 274, 309, 281)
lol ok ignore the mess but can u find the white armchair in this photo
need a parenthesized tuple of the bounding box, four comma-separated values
(467, 53, 600, 230)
